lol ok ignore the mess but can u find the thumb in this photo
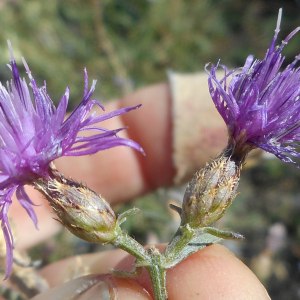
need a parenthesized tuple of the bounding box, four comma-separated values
(115, 244, 270, 300)
(32, 244, 270, 300)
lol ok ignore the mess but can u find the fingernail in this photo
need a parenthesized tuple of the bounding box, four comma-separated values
(96, 281, 111, 300)
(77, 280, 111, 300)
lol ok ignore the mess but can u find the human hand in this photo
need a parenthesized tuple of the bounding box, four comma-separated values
(6, 82, 269, 299)
(31, 244, 269, 299)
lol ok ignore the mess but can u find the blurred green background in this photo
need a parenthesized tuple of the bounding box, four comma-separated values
(1, 0, 299, 107)
(1, 0, 300, 299)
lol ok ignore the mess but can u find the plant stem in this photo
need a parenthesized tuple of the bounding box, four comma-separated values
(112, 230, 150, 263)
(146, 246, 168, 300)
(163, 224, 194, 266)
(112, 231, 168, 299)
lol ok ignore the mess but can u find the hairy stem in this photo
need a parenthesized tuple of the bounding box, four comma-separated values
(163, 224, 194, 266)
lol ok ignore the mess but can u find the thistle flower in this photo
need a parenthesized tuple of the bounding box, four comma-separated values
(0, 41, 143, 279)
(182, 10, 300, 230)
(206, 9, 300, 163)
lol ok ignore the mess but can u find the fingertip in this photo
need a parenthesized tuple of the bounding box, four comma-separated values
(111, 277, 152, 300)
(35, 244, 270, 299)
(115, 244, 270, 300)
(31, 274, 152, 300)
(75, 276, 152, 300)
(167, 244, 270, 300)
(38, 249, 128, 287)
(119, 83, 176, 189)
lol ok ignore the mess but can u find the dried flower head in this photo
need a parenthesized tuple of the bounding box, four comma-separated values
(0, 41, 143, 279)
(181, 148, 241, 228)
(206, 9, 300, 163)
(35, 167, 119, 244)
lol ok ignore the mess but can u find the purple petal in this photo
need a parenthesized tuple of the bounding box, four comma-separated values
(0, 186, 17, 280)
(207, 10, 300, 164)
(16, 186, 39, 230)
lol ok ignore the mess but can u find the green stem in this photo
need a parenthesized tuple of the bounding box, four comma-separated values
(203, 227, 244, 240)
(146, 246, 168, 300)
(112, 230, 150, 263)
(112, 231, 168, 300)
(163, 224, 194, 266)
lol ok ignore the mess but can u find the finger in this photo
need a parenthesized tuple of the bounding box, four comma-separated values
(54, 80, 228, 203)
(10, 83, 176, 249)
(38, 248, 128, 287)
(55, 82, 176, 204)
(167, 244, 270, 299)
(115, 244, 270, 300)
(35, 244, 270, 300)
(33, 250, 152, 300)
(31, 274, 152, 300)
(11, 81, 227, 249)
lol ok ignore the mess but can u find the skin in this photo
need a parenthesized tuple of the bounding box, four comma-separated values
(5, 83, 270, 299)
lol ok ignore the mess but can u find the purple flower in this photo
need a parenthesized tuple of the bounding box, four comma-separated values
(0, 41, 143, 279)
(206, 9, 300, 163)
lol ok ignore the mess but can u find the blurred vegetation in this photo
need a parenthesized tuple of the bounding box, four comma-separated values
(0, 0, 299, 108)
(1, 0, 300, 299)
(224, 158, 300, 299)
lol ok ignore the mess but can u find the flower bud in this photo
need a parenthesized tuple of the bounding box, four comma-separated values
(181, 149, 242, 228)
(34, 168, 119, 244)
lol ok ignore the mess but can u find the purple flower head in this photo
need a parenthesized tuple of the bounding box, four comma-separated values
(0, 41, 143, 279)
(206, 9, 300, 163)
